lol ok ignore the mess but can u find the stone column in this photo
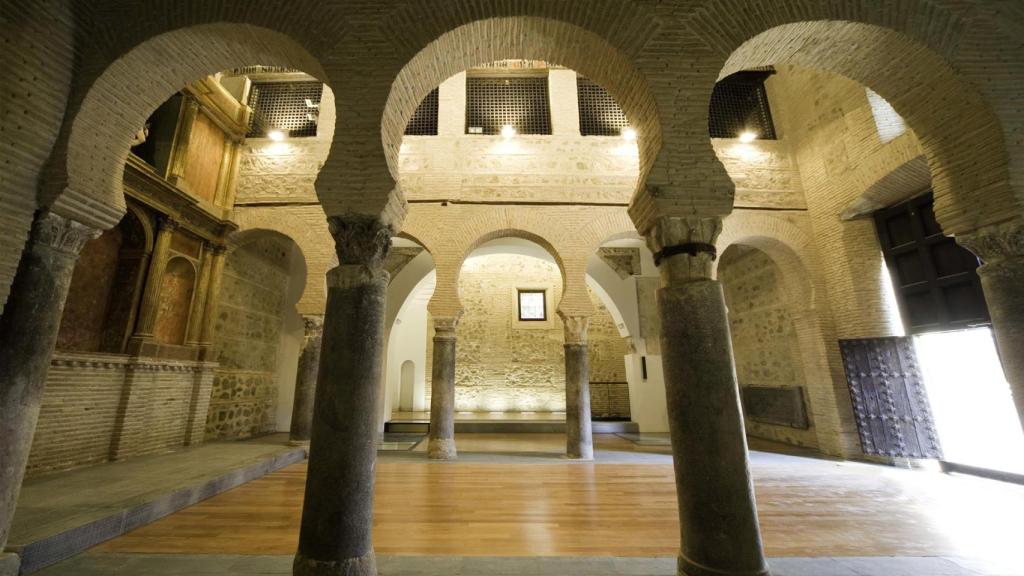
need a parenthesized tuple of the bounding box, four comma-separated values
(197, 244, 227, 357)
(0, 212, 99, 558)
(290, 315, 324, 446)
(427, 316, 458, 460)
(562, 314, 594, 460)
(185, 243, 214, 346)
(959, 221, 1024, 433)
(294, 215, 391, 576)
(132, 216, 177, 339)
(646, 216, 769, 576)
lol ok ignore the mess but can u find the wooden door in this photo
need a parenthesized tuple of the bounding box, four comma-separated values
(840, 337, 942, 459)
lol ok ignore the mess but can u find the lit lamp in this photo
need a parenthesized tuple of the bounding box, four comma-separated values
(621, 127, 637, 141)
(500, 124, 517, 139)
(738, 130, 757, 143)
(268, 129, 286, 142)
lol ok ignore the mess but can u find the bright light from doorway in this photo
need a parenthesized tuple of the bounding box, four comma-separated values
(738, 130, 757, 143)
(915, 327, 1024, 475)
(267, 129, 286, 142)
(500, 124, 517, 139)
(620, 127, 637, 141)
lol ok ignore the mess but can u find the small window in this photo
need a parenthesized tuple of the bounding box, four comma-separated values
(866, 88, 907, 144)
(577, 76, 629, 136)
(517, 289, 547, 321)
(466, 76, 551, 135)
(246, 81, 323, 138)
(404, 88, 439, 136)
(708, 70, 777, 140)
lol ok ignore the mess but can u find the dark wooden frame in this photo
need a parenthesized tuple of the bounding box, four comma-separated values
(516, 289, 547, 321)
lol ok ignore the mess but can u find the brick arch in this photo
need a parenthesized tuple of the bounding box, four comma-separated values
(714, 19, 1017, 235)
(715, 213, 817, 308)
(46, 23, 329, 231)
(382, 16, 662, 213)
(227, 227, 310, 312)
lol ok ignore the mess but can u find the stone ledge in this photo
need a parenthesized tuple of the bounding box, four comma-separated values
(9, 447, 306, 575)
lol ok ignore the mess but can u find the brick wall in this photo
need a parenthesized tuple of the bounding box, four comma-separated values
(719, 245, 818, 448)
(424, 253, 627, 413)
(207, 237, 291, 439)
(26, 352, 215, 476)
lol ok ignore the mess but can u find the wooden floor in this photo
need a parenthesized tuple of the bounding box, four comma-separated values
(97, 434, 1024, 561)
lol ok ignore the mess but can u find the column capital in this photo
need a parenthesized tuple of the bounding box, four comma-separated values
(156, 215, 180, 233)
(433, 316, 459, 339)
(30, 211, 101, 256)
(560, 314, 589, 345)
(302, 314, 325, 338)
(957, 220, 1024, 278)
(327, 215, 393, 288)
(644, 216, 722, 282)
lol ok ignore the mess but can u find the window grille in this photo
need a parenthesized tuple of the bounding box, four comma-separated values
(577, 76, 629, 136)
(708, 71, 777, 140)
(247, 81, 323, 138)
(466, 76, 551, 135)
(404, 88, 439, 136)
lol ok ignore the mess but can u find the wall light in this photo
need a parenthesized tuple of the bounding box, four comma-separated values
(268, 129, 286, 142)
(500, 124, 517, 139)
(738, 130, 757, 143)
(621, 127, 637, 141)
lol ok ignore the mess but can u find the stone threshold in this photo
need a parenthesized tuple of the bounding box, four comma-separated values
(32, 553, 1017, 576)
(7, 438, 306, 575)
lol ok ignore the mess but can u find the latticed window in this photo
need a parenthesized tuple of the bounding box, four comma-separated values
(708, 71, 777, 140)
(577, 76, 629, 136)
(247, 81, 323, 138)
(465, 76, 551, 135)
(404, 88, 439, 136)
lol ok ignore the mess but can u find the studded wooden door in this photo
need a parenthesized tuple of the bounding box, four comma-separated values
(839, 337, 943, 459)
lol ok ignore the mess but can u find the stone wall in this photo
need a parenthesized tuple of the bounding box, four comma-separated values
(719, 246, 817, 448)
(26, 352, 215, 476)
(207, 237, 291, 439)
(425, 253, 627, 413)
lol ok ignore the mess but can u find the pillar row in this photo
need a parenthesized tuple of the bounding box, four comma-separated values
(0, 211, 100, 556)
(290, 314, 324, 446)
(646, 216, 770, 576)
(293, 215, 392, 576)
(562, 314, 594, 460)
(959, 221, 1024, 435)
(428, 316, 458, 460)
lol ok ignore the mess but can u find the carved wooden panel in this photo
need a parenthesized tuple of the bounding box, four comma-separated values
(741, 386, 809, 429)
(183, 112, 226, 203)
(840, 337, 942, 459)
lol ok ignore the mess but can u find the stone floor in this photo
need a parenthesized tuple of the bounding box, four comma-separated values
(32, 553, 1020, 576)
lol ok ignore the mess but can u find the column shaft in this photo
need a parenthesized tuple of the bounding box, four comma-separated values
(185, 244, 214, 345)
(648, 216, 769, 576)
(428, 318, 458, 460)
(959, 222, 1024, 436)
(294, 216, 391, 576)
(133, 217, 176, 338)
(563, 315, 593, 460)
(0, 212, 98, 552)
(290, 315, 324, 445)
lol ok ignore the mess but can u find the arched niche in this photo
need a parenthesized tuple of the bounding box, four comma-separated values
(153, 257, 197, 346)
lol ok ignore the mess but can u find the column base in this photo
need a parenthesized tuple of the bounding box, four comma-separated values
(427, 438, 457, 460)
(293, 549, 376, 576)
(678, 554, 770, 576)
(289, 439, 311, 447)
(0, 552, 20, 576)
(566, 445, 594, 460)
